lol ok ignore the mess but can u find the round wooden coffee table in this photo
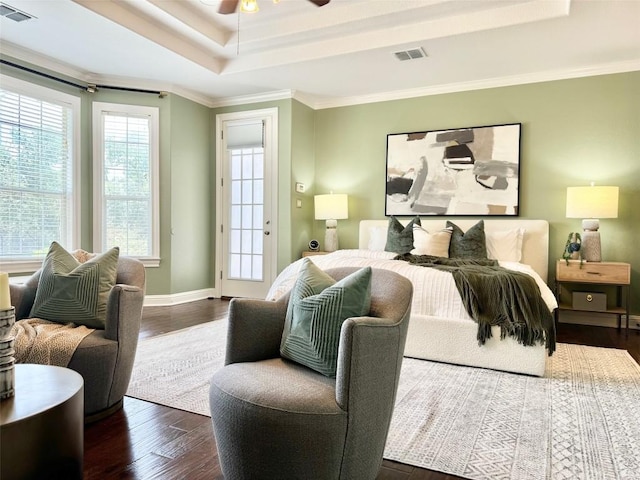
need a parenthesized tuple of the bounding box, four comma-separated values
(0, 364, 84, 480)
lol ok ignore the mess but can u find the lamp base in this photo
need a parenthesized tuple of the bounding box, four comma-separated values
(581, 219, 602, 262)
(324, 219, 338, 252)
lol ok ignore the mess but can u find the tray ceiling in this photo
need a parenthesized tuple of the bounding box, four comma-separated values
(0, 0, 638, 107)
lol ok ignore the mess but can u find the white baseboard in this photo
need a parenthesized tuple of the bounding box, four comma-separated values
(558, 311, 640, 330)
(10, 278, 217, 307)
(144, 288, 217, 307)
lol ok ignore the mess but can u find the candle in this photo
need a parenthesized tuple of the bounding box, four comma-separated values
(0, 272, 11, 310)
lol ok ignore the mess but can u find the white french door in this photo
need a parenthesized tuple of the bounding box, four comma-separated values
(215, 109, 278, 299)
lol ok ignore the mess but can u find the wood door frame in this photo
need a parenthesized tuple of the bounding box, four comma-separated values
(213, 108, 279, 298)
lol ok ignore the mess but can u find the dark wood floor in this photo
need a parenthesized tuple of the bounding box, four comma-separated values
(85, 299, 640, 479)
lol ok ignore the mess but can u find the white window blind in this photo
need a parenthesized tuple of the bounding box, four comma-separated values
(93, 103, 159, 264)
(226, 122, 264, 149)
(0, 75, 80, 267)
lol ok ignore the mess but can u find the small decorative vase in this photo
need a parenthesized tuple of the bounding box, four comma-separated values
(0, 343, 15, 400)
(569, 233, 581, 260)
(0, 307, 15, 400)
(0, 306, 15, 338)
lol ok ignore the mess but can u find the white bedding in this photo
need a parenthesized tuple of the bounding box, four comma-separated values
(266, 249, 558, 323)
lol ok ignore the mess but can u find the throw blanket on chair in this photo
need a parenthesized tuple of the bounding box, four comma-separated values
(394, 254, 556, 354)
(11, 318, 95, 366)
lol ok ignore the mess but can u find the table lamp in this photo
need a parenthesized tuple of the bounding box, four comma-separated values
(314, 193, 348, 252)
(566, 185, 618, 262)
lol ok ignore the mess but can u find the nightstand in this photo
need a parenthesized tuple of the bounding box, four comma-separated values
(302, 251, 329, 258)
(555, 260, 631, 330)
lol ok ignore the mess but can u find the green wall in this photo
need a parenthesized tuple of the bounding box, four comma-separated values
(291, 100, 316, 256)
(313, 72, 639, 313)
(169, 95, 212, 294)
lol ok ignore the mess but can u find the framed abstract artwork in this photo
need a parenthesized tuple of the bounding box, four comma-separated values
(385, 123, 521, 216)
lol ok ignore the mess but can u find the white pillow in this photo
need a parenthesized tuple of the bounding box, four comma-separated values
(367, 226, 388, 251)
(485, 228, 525, 262)
(410, 225, 452, 257)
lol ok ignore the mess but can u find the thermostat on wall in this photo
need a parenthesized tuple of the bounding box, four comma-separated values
(295, 182, 305, 193)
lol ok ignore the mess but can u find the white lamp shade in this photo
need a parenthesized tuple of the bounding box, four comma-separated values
(315, 194, 348, 220)
(566, 186, 619, 219)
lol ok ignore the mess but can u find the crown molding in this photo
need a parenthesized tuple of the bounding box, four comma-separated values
(308, 60, 640, 110)
(1, 43, 90, 83)
(208, 89, 295, 108)
(167, 86, 218, 108)
(207, 60, 640, 111)
(3, 41, 638, 111)
(291, 91, 318, 109)
(1, 43, 218, 107)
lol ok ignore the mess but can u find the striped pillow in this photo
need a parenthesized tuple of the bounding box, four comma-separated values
(280, 258, 372, 377)
(30, 242, 119, 329)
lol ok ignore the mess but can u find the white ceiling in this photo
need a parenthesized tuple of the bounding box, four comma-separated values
(1, 0, 639, 108)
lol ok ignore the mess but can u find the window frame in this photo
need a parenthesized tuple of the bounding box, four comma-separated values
(0, 74, 81, 273)
(92, 102, 160, 267)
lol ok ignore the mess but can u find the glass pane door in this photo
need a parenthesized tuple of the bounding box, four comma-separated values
(228, 147, 264, 281)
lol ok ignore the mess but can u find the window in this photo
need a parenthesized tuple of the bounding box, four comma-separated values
(226, 121, 265, 281)
(228, 146, 264, 281)
(0, 75, 81, 272)
(92, 103, 159, 266)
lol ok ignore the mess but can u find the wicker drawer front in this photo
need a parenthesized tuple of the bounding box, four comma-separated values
(556, 261, 630, 284)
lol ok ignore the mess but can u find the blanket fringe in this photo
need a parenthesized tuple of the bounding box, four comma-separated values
(396, 254, 556, 355)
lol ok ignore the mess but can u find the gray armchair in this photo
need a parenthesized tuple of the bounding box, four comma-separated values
(10, 256, 145, 422)
(209, 267, 413, 480)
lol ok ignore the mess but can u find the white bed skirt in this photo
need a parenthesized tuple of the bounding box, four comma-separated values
(405, 314, 547, 377)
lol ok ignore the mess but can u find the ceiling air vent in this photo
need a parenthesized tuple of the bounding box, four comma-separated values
(393, 47, 427, 62)
(0, 2, 35, 22)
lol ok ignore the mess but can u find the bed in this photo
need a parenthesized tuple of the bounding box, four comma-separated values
(267, 219, 557, 377)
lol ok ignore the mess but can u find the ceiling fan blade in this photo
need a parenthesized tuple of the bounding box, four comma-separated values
(308, 0, 330, 6)
(218, 0, 239, 14)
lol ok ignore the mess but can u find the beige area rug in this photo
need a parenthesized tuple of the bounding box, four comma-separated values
(127, 320, 228, 417)
(127, 320, 640, 480)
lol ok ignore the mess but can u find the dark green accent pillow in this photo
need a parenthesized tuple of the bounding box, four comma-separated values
(385, 216, 421, 254)
(280, 258, 372, 377)
(447, 220, 488, 259)
(30, 242, 120, 329)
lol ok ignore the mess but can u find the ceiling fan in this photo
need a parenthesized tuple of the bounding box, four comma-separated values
(218, 0, 330, 15)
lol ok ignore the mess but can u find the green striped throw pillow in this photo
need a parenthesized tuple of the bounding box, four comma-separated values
(280, 258, 372, 378)
(30, 242, 120, 329)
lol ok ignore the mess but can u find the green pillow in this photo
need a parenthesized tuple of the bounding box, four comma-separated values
(30, 242, 120, 329)
(447, 220, 488, 259)
(385, 216, 421, 254)
(280, 258, 372, 377)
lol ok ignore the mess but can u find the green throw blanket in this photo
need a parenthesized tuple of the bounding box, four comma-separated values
(395, 254, 556, 355)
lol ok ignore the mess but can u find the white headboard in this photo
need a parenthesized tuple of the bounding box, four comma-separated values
(359, 219, 550, 282)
